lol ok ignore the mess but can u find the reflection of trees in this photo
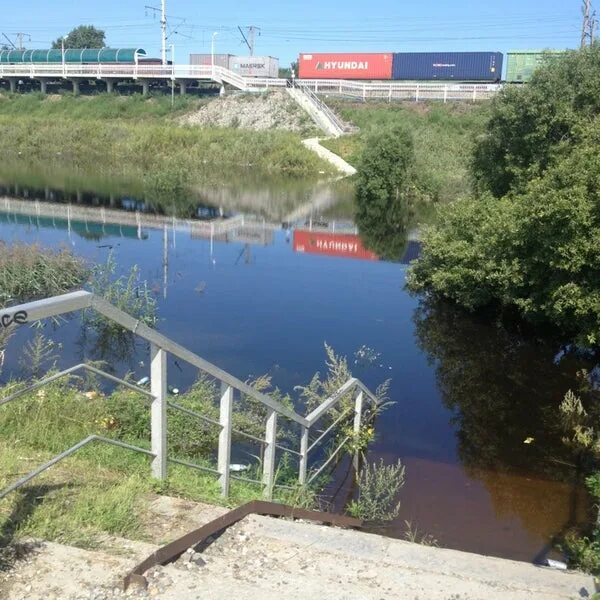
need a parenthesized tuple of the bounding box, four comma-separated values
(412, 299, 597, 482)
(355, 197, 411, 261)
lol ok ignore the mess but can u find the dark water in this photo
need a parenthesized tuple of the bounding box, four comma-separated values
(0, 170, 596, 563)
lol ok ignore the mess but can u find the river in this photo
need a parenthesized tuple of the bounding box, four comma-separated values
(0, 164, 595, 564)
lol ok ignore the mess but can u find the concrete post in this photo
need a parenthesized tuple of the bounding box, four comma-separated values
(263, 409, 278, 500)
(178, 80, 187, 96)
(353, 390, 364, 472)
(39, 79, 48, 94)
(71, 79, 80, 95)
(105, 79, 115, 93)
(8, 79, 17, 93)
(150, 343, 168, 480)
(218, 384, 233, 497)
(142, 80, 150, 96)
(299, 426, 309, 485)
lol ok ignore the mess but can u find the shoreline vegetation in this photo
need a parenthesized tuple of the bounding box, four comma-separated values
(0, 93, 337, 193)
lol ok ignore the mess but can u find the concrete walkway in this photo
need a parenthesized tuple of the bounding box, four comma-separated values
(303, 137, 357, 176)
(2, 509, 595, 599)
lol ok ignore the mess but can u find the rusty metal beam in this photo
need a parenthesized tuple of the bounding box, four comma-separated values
(123, 500, 362, 590)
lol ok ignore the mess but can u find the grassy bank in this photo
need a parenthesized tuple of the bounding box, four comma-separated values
(0, 94, 335, 183)
(0, 377, 306, 552)
(322, 101, 490, 202)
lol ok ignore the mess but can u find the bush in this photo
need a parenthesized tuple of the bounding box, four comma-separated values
(408, 48, 600, 346)
(354, 127, 421, 260)
(472, 46, 600, 198)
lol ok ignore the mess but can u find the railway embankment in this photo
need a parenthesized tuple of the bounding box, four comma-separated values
(0, 93, 337, 182)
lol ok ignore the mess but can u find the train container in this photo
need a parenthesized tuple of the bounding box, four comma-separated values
(298, 53, 393, 80)
(392, 52, 502, 81)
(228, 56, 279, 78)
(505, 50, 566, 83)
(189, 53, 232, 69)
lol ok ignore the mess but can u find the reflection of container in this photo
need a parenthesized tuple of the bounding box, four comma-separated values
(505, 50, 565, 83)
(189, 53, 232, 68)
(392, 52, 503, 81)
(293, 230, 378, 261)
(228, 56, 279, 78)
(298, 53, 393, 80)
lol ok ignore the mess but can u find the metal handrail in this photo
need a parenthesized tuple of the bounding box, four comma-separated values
(0, 291, 380, 500)
(295, 82, 352, 135)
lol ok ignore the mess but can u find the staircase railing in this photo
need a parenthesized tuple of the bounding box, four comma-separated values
(0, 291, 379, 501)
(293, 82, 358, 136)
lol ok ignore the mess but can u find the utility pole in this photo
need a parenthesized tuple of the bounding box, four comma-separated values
(161, 0, 167, 65)
(582, 0, 593, 47)
(15, 32, 30, 50)
(238, 25, 260, 56)
(145, 2, 168, 64)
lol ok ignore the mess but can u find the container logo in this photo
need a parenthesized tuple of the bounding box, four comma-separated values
(316, 61, 370, 71)
(293, 230, 378, 261)
(433, 63, 457, 68)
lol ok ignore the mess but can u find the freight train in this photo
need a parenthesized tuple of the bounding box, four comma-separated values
(0, 46, 564, 84)
(298, 51, 565, 83)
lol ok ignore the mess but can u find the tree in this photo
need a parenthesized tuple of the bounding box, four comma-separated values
(51, 25, 106, 49)
(355, 127, 419, 260)
(408, 48, 600, 346)
(472, 46, 600, 198)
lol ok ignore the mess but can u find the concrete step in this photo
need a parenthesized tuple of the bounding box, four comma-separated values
(2, 508, 596, 599)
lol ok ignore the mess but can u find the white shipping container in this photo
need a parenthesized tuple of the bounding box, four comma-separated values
(228, 56, 279, 78)
(189, 53, 232, 68)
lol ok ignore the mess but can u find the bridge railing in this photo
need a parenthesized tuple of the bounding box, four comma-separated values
(0, 291, 379, 501)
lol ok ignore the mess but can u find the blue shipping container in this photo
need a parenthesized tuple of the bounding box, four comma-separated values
(392, 52, 503, 81)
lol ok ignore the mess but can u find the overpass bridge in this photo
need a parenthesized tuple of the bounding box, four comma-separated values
(0, 63, 501, 101)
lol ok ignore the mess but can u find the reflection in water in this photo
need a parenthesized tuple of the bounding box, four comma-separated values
(0, 159, 354, 223)
(412, 300, 596, 481)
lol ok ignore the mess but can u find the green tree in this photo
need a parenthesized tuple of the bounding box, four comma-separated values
(472, 46, 600, 198)
(52, 25, 106, 49)
(354, 127, 418, 260)
(408, 48, 600, 346)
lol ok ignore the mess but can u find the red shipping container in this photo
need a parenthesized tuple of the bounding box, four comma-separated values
(293, 230, 379, 261)
(298, 52, 393, 80)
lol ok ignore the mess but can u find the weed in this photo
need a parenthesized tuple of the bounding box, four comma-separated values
(347, 459, 405, 522)
(0, 242, 87, 305)
(404, 520, 438, 546)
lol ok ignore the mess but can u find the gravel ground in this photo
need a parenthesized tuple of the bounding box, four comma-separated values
(179, 91, 314, 133)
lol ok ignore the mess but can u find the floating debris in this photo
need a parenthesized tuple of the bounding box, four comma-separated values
(136, 376, 150, 386)
(195, 282, 207, 294)
(524, 437, 535, 445)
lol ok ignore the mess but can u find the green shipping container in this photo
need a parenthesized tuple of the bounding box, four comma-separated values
(505, 50, 566, 83)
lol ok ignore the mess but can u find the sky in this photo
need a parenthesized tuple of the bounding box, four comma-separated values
(1, 0, 585, 65)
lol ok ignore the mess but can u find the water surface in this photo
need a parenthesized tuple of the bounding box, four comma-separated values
(0, 170, 595, 563)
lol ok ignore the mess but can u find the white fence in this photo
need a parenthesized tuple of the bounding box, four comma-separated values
(0, 62, 501, 100)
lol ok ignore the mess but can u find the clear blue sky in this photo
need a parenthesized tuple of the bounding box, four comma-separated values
(1, 0, 583, 65)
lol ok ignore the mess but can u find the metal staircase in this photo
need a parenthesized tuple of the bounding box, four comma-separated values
(286, 82, 356, 138)
(0, 291, 380, 501)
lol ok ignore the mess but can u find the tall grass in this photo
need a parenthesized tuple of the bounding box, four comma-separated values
(0, 94, 335, 180)
(0, 243, 87, 306)
(0, 92, 201, 121)
(322, 100, 490, 203)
